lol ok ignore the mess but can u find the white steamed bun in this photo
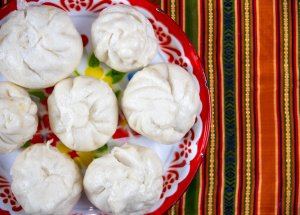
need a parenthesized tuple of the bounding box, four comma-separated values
(0, 6, 83, 88)
(91, 4, 158, 72)
(11, 144, 82, 215)
(122, 63, 201, 144)
(48, 76, 118, 151)
(84, 144, 163, 215)
(0, 82, 38, 153)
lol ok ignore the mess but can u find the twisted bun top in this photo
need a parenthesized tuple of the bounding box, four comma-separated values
(91, 5, 158, 72)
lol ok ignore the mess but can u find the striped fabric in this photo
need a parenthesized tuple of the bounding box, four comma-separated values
(0, 0, 299, 214)
(151, 0, 300, 214)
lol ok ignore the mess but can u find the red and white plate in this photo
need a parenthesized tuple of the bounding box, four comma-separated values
(0, 0, 211, 214)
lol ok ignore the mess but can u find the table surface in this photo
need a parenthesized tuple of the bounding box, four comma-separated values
(0, 0, 299, 214)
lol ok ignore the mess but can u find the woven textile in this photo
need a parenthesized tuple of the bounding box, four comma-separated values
(155, 0, 300, 214)
(0, 0, 299, 214)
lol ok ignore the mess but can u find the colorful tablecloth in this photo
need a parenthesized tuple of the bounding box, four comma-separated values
(0, 0, 299, 214)
(154, 0, 299, 214)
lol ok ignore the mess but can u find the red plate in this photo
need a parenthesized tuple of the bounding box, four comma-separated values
(0, 0, 211, 214)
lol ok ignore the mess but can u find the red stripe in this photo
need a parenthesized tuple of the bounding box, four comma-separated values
(215, 0, 223, 213)
(236, 0, 244, 213)
(178, 194, 184, 214)
(162, 0, 168, 14)
(165, 0, 169, 13)
(166, 0, 170, 16)
(178, 0, 183, 28)
(275, 0, 283, 214)
(291, 1, 299, 214)
(252, 0, 259, 213)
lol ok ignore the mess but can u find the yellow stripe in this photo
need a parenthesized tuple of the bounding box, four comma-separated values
(234, 0, 241, 214)
(282, 0, 292, 214)
(244, 0, 252, 213)
(207, 0, 215, 213)
(171, 0, 176, 21)
(171, 204, 176, 215)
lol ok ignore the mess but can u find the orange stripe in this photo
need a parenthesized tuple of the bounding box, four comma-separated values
(161, 0, 168, 15)
(180, 193, 186, 214)
(273, 0, 279, 213)
(182, 0, 185, 31)
(255, 0, 262, 214)
(256, 0, 277, 214)
(161, 0, 165, 12)
(198, 165, 204, 214)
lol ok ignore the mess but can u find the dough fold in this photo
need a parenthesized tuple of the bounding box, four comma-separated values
(11, 144, 83, 215)
(84, 144, 163, 215)
(91, 5, 158, 72)
(0, 82, 38, 153)
(0, 6, 83, 88)
(48, 76, 118, 151)
(122, 63, 200, 144)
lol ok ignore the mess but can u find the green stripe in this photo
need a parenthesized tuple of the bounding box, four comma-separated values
(185, 0, 198, 50)
(184, 1, 201, 211)
(185, 170, 200, 214)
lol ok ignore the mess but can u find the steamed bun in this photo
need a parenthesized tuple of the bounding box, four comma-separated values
(0, 6, 83, 88)
(91, 5, 158, 72)
(84, 144, 163, 215)
(11, 144, 82, 215)
(48, 76, 118, 151)
(122, 63, 200, 144)
(0, 82, 38, 153)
